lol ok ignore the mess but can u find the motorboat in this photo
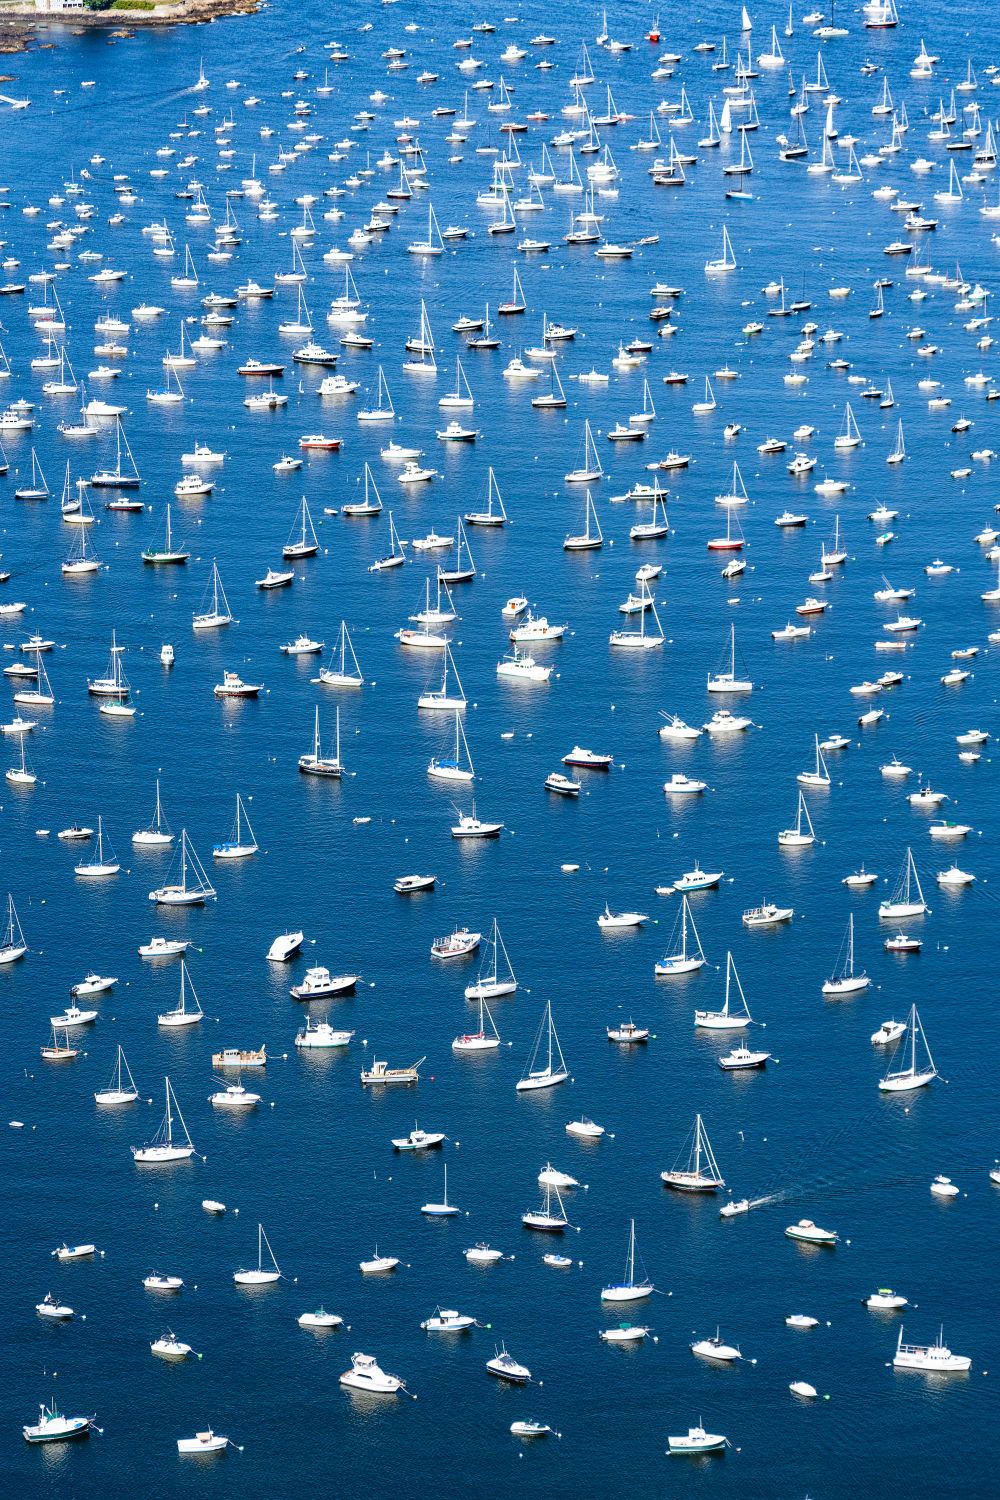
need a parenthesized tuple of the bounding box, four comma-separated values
(289, 967, 358, 999)
(866, 1289, 908, 1310)
(267, 931, 304, 962)
(392, 1123, 445, 1151)
(295, 1019, 353, 1050)
(931, 1176, 960, 1198)
(340, 1351, 403, 1394)
(608, 1020, 649, 1044)
(718, 1044, 770, 1070)
(177, 1430, 231, 1455)
(421, 1308, 476, 1332)
(299, 1308, 344, 1328)
(486, 1344, 531, 1383)
(785, 1314, 819, 1329)
(359, 1249, 400, 1274)
(742, 902, 793, 927)
(784, 1219, 838, 1245)
(691, 1330, 743, 1362)
(151, 1332, 194, 1360)
(872, 1019, 907, 1045)
(667, 1425, 728, 1455)
(663, 773, 707, 796)
(209, 1081, 262, 1109)
(598, 906, 648, 930)
(36, 1293, 74, 1320)
(23, 1402, 94, 1444)
(600, 1323, 651, 1343)
(566, 1117, 605, 1139)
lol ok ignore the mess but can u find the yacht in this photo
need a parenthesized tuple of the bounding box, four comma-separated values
(339, 1352, 403, 1394)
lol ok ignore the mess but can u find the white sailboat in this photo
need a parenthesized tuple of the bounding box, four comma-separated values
(132, 1077, 196, 1163)
(357, 365, 396, 423)
(402, 299, 437, 375)
(516, 1001, 569, 1091)
(157, 958, 204, 1028)
(192, 561, 235, 629)
(601, 1219, 654, 1302)
(707, 622, 752, 693)
(879, 847, 928, 919)
(565, 419, 603, 482)
(282, 496, 319, 558)
(233, 1223, 281, 1285)
(609, 580, 664, 649)
(564, 492, 603, 551)
(74, 816, 120, 878)
(464, 467, 507, 527)
(879, 1005, 937, 1092)
(132, 780, 173, 846)
(0, 893, 27, 964)
(213, 793, 258, 859)
(695, 952, 754, 1029)
(428, 712, 474, 783)
(797, 733, 831, 787)
(466, 919, 518, 999)
(453, 993, 502, 1052)
(94, 1045, 139, 1105)
(778, 791, 816, 847)
(660, 1114, 725, 1191)
(417, 645, 466, 711)
(655, 895, 706, 976)
(705, 224, 737, 273)
(822, 913, 870, 995)
(148, 829, 216, 905)
(319, 621, 364, 687)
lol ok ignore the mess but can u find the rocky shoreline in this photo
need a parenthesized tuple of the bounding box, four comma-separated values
(0, 0, 260, 53)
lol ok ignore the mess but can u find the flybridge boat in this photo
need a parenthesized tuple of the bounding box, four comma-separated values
(893, 1327, 970, 1372)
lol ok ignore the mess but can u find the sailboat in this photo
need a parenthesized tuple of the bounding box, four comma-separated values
(282, 497, 319, 558)
(342, 463, 383, 518)
(142, 505, 189, 565)
(707, 623, 752, 692)
(655, 896, 706, 976)
(148, 829, 216, 905)
(428, 712, 474, 783)
(453, 993, 502, 1052)
(357, 366, 395, 423)
(879, 847, 928, 919)
(516, 1001, 569, 1091)
(887, 420, 906, 466)
(408, 199, 445, 256)
(497, 266, 527, 315)
(522, 1181, 570, 1232)
(531, 362, 567, 409)
(565, 419, 603, 482)
(439, 519, 476, 584)
(777, 791, 816, 847)
(133, 780, 173, 846)
(822, 913, 870, 996)
(0, 894, 27, 964)
(233, 1223, 282, 1285)
(5, 734, 35, 786)
(74, 817, 120, 878)
(705, 224, 737, 273)
(213, 793, 258, 859)
(466, 919, 518, 999)
(564, 492, 603, 552)
(821, 516, 847, 566)
(14, 449, 49, 502)
(417, 645, 467, 711)
(132, 1077, 197, 1163)
(62, 522, 101, 577)
(92, 416, 141, 489)
(610, 580, 664, 650)
(369, 511, 407, 572)
(438, 355, 474, 410)
(157, 958, 204, 1028)
(879, 1005, 937, 1092)
(464, 468, 507, 527)
(402, 300, 437, 374)
(601, 1220, 654, 1301)
(171, 244, 199, 289)
(695, 952, 754, 1029)
(834, 403, 862, 449)
(797, 734, 831, 787)
(13, 652, 55, 707)
(319, 622, 364, 687)
(299, 705, 343, 777)
(94, 1045, 139, 1105)
(193, 561, 235, 629)
(660, 1114, 725, 1191)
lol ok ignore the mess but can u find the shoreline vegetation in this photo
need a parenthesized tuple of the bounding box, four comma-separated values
(0, 0, 261, 52)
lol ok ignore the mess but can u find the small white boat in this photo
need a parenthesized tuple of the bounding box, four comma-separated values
(789, 1381, 818, 1399)
(487, 1344, 531, 1383)
(35, 1293, 74, 1320)
(266, 931, 304, 962)
(785, 1314, 819, 1329)
(233, 1223, 281, 1286)
(866, 1289, 908, 1310)
(298, 1308, 344, 1328)
(511, 1420, 559, 1438)
(667, 1425, 728, 1455)
(340, 1352, 403, 1394)
(930, 1176, 959, 1198)
(359, 1249, 400, 1274)
(151, 1332, 194, 1361)
(23, 1402, 94, 1444)
(177, 1429, 232, 1455)
(566, 1117, 605, 1139)
(785, 1219, 838, 1245)
(601, 1323, 651, 1344)
(691, 1329, 743, 1362)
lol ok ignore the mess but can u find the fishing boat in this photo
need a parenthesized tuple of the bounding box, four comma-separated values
(157, 961, 203, 1028)
(486, 1345, 531, 1383)
(822, 914, 870, 995)
(695, 953, 754, 1029)
(893, 1327, 970, 1372)
(516, 1001, 569, 1091)
(177, 1430, 233, 1456)
(132, 1077, 196, 1163)
(212, 1047, 266, 1069)
(601, 1220, 654, 1301)
(149, 830, 216, 905)
(295, 1018, 353, 1049)
(655, 896, 706, 976)
(451, 802, 503, 838)
(660, 1115, 725, 1191)
(879, 1005, 937, 1091)
(23, 1402, 95, 1445)
(233, 1223, 281, 1285)
(667, 1425, 729, 1455)
(431, 927, 481, 960)
(360, 1056, 425, 1086)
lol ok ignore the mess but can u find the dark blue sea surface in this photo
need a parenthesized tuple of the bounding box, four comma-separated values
(2, 1, 1000, 1494)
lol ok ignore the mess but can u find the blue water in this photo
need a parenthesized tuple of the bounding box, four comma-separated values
(2, 1, 1000, 1494)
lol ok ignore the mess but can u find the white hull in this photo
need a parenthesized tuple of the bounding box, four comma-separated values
(132, 1145, 195, 1163)
(516, 1069, 569, 1092)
